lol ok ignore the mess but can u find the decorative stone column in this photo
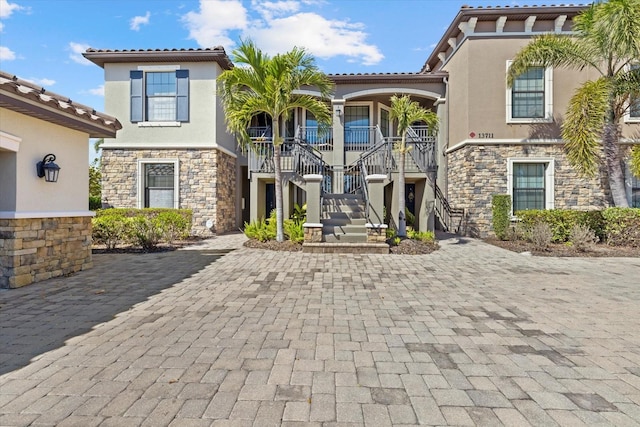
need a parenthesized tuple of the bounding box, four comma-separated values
(365, 174, 388, 243)
(303, 174, 323, 243)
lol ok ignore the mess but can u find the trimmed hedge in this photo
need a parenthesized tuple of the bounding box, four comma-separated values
(89, 196, 102, 211)
(601, 208, 640, 247)
(491, 194, 511, 240)
(92, 208, 192, 249)
(516, 208, 639, 246)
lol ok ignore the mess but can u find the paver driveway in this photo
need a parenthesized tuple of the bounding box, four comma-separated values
(1, 233, 640, 426)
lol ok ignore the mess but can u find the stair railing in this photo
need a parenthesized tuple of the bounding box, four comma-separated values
(434, 184, 465, 233)
(406, 125, 437, 173)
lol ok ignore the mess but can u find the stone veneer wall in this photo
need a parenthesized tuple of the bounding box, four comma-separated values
(101, 148, 237, 235)
(447, 144, 610, 237)
(0, 216, 92, 289)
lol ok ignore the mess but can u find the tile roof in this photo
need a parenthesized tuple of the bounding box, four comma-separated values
(328, 71, 448, 84)
(0, 71, 121, 138)
(83, 46, 234, 69)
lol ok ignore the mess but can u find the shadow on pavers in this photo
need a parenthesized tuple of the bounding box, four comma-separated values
(0, 249, 228, 376)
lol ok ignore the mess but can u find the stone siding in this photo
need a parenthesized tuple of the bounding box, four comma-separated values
(447, 144, 609, 237)
(0, 216, 92, 289)
(101, 148, 237, 235)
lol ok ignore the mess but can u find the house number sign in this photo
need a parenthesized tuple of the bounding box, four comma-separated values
(469, 132, 494, 139)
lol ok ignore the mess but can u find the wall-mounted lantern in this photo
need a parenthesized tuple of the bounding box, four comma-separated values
(335, 106, 342, 117)
(36, 153, 61, 183)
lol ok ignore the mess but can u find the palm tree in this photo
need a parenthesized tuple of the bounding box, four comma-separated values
(218, 40, 333, 241)
(508, 0, 640, 207)
(389, 94, 438, 236)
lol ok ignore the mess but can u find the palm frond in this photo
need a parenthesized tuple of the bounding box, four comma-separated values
(561, 78, 611, 177)
(507, 34, 600, 87)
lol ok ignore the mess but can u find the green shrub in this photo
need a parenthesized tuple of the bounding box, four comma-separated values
(517, 209, 605, 243)
(89, 196, 102, 211)
(156, 210, 190, 244)
(407, 229, 435, 243)
(129, 215, 164, 250)
(244, 210, 277, 242)
(291, 203, 307, 226)
(392, 236, 401, 246)
(92, 208, 192, 249)
(385, 228, 396, 239)
(284, 220, 304, 243)
(405, 208, 415, 227)
(92, 213, 130, 249)
(602, 207, 640, 247)
(491, 194, 511, 240)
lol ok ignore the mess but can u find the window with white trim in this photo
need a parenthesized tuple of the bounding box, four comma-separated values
(130, 69, 189, 123)
(506, 61, 553, 123)
(507, 158, 554, 215)
(626, 164, 640, 208)
(137, 159, 179, 209)
(627, 64, 639, 121)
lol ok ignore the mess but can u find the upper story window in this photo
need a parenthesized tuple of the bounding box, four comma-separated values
(506, 62, 553, 123)
(130, 69, 189, 123)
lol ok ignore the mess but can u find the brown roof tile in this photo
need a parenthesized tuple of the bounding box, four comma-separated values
(0, 71, 121, 138)
(83, 46, 234, 69)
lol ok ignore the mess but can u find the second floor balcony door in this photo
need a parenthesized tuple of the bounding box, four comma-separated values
(344, 105, 370, 151)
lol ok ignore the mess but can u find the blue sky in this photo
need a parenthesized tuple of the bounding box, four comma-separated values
(0, 0, 549, 160)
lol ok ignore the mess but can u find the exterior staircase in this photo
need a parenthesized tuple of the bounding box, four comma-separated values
(322, 193, 367, 243)
(302, 193, 389, 254)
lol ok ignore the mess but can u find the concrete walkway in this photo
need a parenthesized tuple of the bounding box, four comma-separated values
(1, 233, 640, 426)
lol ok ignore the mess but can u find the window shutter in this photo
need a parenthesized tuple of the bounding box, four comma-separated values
(176, 69, 189, 122)
(130, 70, 143, 122)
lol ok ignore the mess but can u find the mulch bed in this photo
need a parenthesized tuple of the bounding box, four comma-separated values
(243, 237, 438, 255)
(92, 237, 208, 254)
(484, 238, 640, 257)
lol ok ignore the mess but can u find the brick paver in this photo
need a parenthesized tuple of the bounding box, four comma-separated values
(1, 232, 640, 426)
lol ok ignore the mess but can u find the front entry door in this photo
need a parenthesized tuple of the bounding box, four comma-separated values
(405, 183, 415, 227)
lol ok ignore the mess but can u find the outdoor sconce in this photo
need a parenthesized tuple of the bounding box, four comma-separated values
(335, 107, 342, 117)
(36, 153, 61, 183)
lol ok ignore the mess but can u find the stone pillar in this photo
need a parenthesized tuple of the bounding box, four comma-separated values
(303, 174, 323, 243)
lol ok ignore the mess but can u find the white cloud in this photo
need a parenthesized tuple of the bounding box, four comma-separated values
(251, 0, 299, 20)
(0, 45, 15, 60)
(68, 42, 92, 66)
(182, 0, 383, 66)
(245, 13, 383, 65)
(182, 0, 248, 48)
(23, 77, 56, 86)
(88, 85, 104, 96)
(0, 0, 22, 19)
(130, 11, 150, 31)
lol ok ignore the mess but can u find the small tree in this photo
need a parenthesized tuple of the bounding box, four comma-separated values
(389, 95, 438, 236)
(218, 40, 333, 241)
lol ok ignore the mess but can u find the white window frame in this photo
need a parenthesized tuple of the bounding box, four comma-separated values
(137, 158, 179, 209)
(506, 61, 553, 124)
(507, 157, 555, 217)
(136, 65, 182, 127)
(624, 63, 640, 123)
(625, 162, 640, 207)
(344, 101, 374, 125)
(377, 103, 391, 138)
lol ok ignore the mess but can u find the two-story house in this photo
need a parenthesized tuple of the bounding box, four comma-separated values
(85, 4, 639, 239)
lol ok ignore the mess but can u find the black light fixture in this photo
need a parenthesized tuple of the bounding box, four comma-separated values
(36, 154, 61, 183)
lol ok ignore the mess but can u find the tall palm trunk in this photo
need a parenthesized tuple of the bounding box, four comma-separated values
(398, 134, 407, 237)
(273, 122, 285, 241)
(603, 119, 629, 207)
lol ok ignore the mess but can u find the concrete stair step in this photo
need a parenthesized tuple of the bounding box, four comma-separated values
(321, 233, 368, 243)
(323, 225, 367, 235)
(323, 193, 361, 200)
(322, 217, 367, 226)
(302, 242, 389, 254)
